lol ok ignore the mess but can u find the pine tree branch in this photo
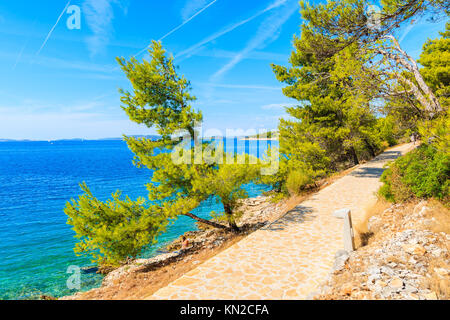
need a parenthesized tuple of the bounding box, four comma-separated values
(182, 212, 230, 231)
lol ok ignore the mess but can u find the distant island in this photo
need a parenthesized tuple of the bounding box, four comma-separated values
(240, 131, 279, 141)
(0, 134, 279, 143)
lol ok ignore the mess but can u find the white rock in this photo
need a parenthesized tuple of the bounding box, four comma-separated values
(381, 266, 395, 276)
(367, 216, 383, 233)
(403, 285, 418, 294)
(368, 266, 381, 275)
(431, 248, 442, 257)
(368, 274, 382, 283)
(333, 250, 350, 272)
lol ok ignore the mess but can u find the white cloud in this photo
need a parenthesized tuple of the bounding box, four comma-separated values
(0, 99, 150, 140)
(0, 112, 150, 140)
(0, 49, 117, 74)
(175, 0, 289, 61)
(35, 54, 115, 73)
(83, 0, 128, 57)
(189, 48, 289, 62)
(211, 0, 297, 81)
(202, 83, 283, 91)
(0, 100, 106, 116)
(121, 1, 218, 61)
(181, 0, 208, 22)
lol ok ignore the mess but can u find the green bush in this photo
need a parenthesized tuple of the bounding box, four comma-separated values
(379, 144, 449, 203)
(286, 167, 315, 195)
(376, 115, 400, 147)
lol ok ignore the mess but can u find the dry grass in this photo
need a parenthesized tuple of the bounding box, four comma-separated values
(424, 199, 450, 234)
(421, 199, 450, 299)
(426, 259, 450, 300)
(354, 198, 391, 248)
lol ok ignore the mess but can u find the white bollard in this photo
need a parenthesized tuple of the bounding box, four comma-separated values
(333, 208, 355, 252)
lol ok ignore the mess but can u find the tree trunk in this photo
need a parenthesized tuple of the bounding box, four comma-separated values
(182, 212, 229, 230)
(364, 139, 376, 158)
(227, 217, 240, 233)
(349, 146, 359, 166)
(379, 36, 443, 116)
(388, 35, 442, 114)
(224, 204, 240, 233)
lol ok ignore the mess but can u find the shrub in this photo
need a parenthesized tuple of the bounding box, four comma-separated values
(376, 116, 399, 147)
(65, 183, 169, 267)
(380, 141, 390, 151)
(286, 167, 315, 195)
(379, 144, 450, 203)
(379, 165, 414, 202)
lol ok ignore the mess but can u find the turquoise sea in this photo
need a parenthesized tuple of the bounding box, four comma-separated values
(0, 139, 274, 300)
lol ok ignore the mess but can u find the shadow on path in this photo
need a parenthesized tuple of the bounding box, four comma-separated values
(371, 150, 402, 163)
(264, 205, 315, 232)
(350, 150, 402, 178)
(350, 167, 385, 178)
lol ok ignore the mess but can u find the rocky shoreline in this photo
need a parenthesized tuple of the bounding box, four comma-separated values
(60, 195, 289, 300)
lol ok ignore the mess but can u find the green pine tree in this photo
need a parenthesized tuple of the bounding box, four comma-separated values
(65, 42, 261, 267)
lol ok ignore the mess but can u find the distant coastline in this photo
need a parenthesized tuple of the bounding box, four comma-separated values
(0, 135, 160, 143)
(0, 135, 279, 143)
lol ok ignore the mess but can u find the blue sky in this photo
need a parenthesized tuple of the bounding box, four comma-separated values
(0, 0, 447, 140)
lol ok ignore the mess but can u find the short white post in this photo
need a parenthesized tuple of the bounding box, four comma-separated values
(333, 208, 355, 252)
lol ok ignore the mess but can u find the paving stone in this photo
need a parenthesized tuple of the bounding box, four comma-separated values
(147, 144, 415, 300)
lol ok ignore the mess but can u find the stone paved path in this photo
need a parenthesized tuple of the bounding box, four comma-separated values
(149, 144, 415, 300)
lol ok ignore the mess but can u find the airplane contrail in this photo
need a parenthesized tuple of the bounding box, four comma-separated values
(13, 42, 28, 70)
(36, 0, 72, 55)
(160, 0, 218, 42)
(175, 0, 287, 60)
(131, 0, 218, 59)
